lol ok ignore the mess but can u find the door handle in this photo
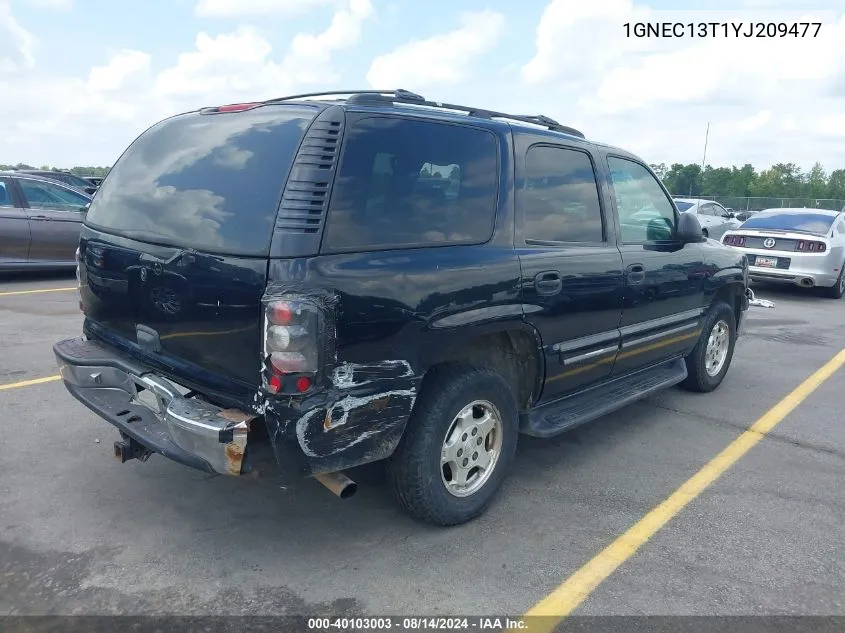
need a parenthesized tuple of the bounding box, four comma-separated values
(29, 214, 52, 221)
(534, 271, 563, 296)
(625, 263, 645, 285)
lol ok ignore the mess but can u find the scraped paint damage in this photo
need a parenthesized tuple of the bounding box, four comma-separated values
(296, 388, 417, 457)
(331, 360, 414, 389)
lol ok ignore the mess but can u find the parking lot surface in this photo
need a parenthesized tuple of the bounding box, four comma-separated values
(1, 276, 844, 619)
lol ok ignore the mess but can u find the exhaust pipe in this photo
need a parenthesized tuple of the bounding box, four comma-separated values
(800, 277, 815, 288)
(314, 471, 358, 499)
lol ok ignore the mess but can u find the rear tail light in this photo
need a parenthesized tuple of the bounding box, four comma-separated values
(723, 235, 745, 247)
(795, 240, 826, 252)
(262, 299, 321, 395)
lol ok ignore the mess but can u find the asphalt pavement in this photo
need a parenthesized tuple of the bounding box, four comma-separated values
(1, 274, 843, 621)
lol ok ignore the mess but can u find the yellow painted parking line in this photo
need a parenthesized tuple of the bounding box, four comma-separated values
(524, 348, 845, 632)
(0, 375, 61, 391)
(0, 287, 76, 297)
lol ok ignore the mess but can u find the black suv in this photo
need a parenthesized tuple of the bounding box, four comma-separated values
(54, 89, 749, 526)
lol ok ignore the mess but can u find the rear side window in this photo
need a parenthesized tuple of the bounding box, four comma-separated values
(19, 179, 89, 211)
(85, 106, 316, 256)
(323, 117, 498, 252)
(521, 145, 604, 243)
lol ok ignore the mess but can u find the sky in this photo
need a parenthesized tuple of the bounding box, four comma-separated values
(1, 0, 844, 171)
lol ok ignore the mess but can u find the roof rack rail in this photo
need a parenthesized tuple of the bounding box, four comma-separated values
(264, 88, 426, 104)
(262, 89, 586, 139)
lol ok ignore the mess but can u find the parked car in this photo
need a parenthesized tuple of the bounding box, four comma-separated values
(722, 207, 845, 298)
(671, 197, 742, 239)
(53, 89, 750, 526)
(81, 175, 104, 188)
(12, 169, 98, 195)
(0, 171, 92, 270)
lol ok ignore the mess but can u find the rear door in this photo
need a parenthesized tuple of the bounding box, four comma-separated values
(17, 178, 89, 263)
(78, 104, 318, 397)
(515, 139, 624, 402)
(604, 155, 706, 376)
(0, 177, 31, 264)
(699, 202, 737, 239)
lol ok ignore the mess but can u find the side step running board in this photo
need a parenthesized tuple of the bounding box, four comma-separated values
(521, 359, 688, 438)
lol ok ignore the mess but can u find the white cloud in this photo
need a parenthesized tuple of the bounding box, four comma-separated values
(157, 0, 372, 100)
(26, 0, 73, 8)
(0, 0, 373, 166)
(194, 0, 333, 18)
(0, 0, 36, 72)
(284, 0, 373, 83)
(88, 50, 151, 92)
(366, 10, 505, 89)
(514, 0, 845, 169)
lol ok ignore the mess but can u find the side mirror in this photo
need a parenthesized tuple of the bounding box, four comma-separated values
(735, 212, 749, 222)
(677, 211, 706, 243)
(724, 211, 735, 219)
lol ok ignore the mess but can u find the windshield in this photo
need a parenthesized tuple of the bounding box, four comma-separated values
(85, 105, 316, 257)
(674, 201, 695, 212)
(740, 212, 836, 235)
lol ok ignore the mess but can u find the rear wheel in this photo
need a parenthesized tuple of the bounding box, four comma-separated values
(823, 263, 845, 299)
(680, 301, 736, 393)
(386, 364, 518, 526)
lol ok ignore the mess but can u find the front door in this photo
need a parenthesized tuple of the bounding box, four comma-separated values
(604, 155, 707, 375)
(516, 141, 624, 403)
(17, 178, 89, 263)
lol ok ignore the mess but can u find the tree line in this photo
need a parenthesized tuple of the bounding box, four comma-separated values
(1, 163, 110, 177)
(650, 162, 845, 200)
(3, 160, 845, 201)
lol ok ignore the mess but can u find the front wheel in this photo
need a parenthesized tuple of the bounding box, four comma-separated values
(386, 364, 518, 526)
(680, 301, 736, 393)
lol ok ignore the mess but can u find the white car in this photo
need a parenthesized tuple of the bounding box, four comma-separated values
(721, 207, 845, 299)
(672, 197, 742, 240)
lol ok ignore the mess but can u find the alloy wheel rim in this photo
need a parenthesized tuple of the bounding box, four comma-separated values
(704, 320, 730, 377)
(440, 400, 503, 498)
(151, 286, 181, 315)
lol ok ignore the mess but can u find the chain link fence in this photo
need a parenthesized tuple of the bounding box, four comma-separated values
(683, 196, 845, 212)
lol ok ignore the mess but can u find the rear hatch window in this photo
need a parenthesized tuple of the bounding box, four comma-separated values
(740, 212, 836, 235)
(85, 105, 317, 257)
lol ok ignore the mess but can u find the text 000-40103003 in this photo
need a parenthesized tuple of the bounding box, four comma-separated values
(623, 22, 822, 38)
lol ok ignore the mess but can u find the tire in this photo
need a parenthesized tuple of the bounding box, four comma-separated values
(680, 301, 736, 393)
(386, 363, 518, 526)
(823, 263, 845, 299)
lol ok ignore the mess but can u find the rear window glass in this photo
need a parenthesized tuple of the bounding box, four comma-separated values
(522, 145, 604, 243)
(85, 106, 315, 256)
(740, 212, 836, 234)
(674, 201, 694, 211)
(323, 116, 498, 251)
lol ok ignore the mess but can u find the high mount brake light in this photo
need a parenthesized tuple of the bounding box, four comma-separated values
(204, 102, 262, 114)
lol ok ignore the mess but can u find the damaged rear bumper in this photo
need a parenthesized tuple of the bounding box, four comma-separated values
(53, 336, 254, 476)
